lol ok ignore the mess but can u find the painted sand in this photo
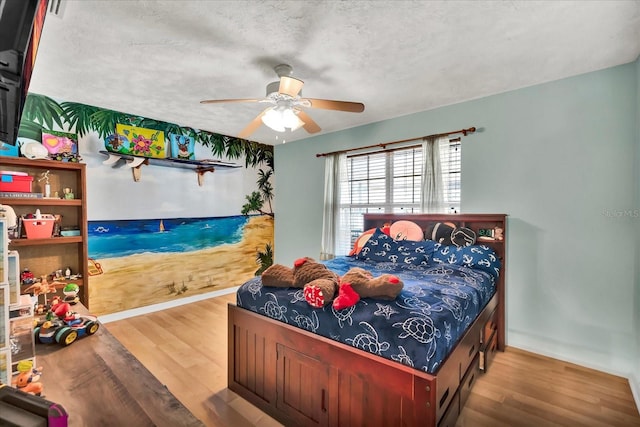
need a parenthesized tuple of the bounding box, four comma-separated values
(88, 215, 273, 316)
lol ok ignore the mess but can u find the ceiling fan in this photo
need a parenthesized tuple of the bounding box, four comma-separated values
(200, 64, 365, 139)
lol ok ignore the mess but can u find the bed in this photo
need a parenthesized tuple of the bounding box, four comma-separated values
(228, 213, 506, 427)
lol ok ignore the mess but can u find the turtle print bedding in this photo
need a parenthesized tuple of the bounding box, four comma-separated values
(236, 252, 498, 374)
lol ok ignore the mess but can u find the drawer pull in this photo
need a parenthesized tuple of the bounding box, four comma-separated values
(467, 373, 475, 388)
(439, 388, 449, 408)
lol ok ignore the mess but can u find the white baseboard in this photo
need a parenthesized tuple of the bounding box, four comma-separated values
(98, 286, 239, 324)
(630, 372, 640, 413)
(507, 330, 632, 378)
(508, 330, 640, 412)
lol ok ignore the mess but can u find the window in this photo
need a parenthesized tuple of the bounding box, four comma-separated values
(336, 139, 461, 255)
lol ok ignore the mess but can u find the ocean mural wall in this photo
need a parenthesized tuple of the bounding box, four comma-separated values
(16, 93, 274, 315)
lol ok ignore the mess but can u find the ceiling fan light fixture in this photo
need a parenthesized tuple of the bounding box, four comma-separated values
(261, 107, 304, 133)
(282, 108, 304, 131)
(261, 108, 285, 132)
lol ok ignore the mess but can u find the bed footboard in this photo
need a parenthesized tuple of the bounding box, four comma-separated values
(229, 303, 436, 426)
(228, 293, 498, 427)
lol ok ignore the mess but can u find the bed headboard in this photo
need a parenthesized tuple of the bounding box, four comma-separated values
(363, 213, 507, 350)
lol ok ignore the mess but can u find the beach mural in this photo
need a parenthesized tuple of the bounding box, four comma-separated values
(16, 93, 274, 316)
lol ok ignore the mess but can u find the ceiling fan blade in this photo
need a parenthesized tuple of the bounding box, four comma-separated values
(279, 76, 304, 97)
(238, 110, 266, 139)
(297, 110, 321, 134)
(303, 98, 365, 113)
(200, 98, 261, 104)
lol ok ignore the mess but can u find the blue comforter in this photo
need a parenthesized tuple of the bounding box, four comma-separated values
(236, 256, 496, 374)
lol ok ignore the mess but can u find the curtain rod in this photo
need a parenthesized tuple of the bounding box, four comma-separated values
(315, 127, 476, 158)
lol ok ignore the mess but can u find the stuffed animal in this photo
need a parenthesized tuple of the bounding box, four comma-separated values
(426, 222, 477, 247)
(295, 258, 340, 308)
(334, 267, 404, 309)
(262, 258, 405, 311)
(425, 222, 456, 245)
(451, 227, 476, 247)
(261, 258, 341, 308)
(261, 263, 296, 288)
(262, 257, 330, 289)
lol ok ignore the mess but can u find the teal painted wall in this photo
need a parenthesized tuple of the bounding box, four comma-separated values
(275, 63, 638, 378)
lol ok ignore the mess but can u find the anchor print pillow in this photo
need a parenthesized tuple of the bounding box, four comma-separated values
(430, 244, 501, 278)
(356, 228, 436, 266)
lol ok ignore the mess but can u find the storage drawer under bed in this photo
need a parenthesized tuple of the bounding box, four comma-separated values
(480, 328, 498, 373)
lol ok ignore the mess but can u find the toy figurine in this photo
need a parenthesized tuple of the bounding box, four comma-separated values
(12, 361, 43, 396)
(23, 276, 63, 306)
(63, 187, 74, 199)
(62, 283, 80, 305)
(38, 170, 51, 198)
(21, 268, 35, 285)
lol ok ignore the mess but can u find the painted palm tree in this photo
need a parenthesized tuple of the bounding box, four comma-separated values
(20, 93, 274, 168)
(18, 94, 66, 141)
(255, 243, 273, 276)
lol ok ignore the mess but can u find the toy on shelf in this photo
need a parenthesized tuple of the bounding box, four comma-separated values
(62, 283, 80, 305)
(62, 188, 74, 199)
(11, 360, 43, 396)
(37, 170, 51, 198)
(21, 268, 35, 285)
(23, 276, 62, 306)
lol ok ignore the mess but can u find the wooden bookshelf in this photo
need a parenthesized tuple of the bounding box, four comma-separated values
(1, 157, 89, 307)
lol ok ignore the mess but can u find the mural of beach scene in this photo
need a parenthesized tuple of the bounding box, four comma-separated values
(16, 94, 275, 316)
(88, 214, 273, 316)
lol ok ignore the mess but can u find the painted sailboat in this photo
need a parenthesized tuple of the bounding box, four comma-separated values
(159, 219, 165, 232)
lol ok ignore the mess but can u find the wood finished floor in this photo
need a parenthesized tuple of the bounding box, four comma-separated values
(107, 293, 640, 427)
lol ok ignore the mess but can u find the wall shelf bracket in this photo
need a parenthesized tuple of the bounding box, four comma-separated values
(99, 151, 240, 185)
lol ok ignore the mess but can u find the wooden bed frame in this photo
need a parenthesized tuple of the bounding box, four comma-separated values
(228, 213, 506, 427)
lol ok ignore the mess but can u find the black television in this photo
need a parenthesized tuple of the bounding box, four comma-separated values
(0, 0, 48, 146)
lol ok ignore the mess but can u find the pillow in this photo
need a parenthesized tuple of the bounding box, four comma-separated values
(356, 228, 435, 266)
(430, 244, 501, 278)
(349, 224, 393, 256)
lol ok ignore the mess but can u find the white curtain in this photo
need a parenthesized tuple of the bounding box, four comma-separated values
(420, 136, 445, 213)
(320, 153, 347, 260)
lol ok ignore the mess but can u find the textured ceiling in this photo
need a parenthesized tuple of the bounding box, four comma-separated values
(29, 0, 640, 145)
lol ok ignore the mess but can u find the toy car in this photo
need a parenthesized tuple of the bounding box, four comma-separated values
(34, 314, 99, 346)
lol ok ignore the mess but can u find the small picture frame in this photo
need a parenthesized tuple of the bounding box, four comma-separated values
(169, 134, 195, 160)
(41, 130, 79, 161)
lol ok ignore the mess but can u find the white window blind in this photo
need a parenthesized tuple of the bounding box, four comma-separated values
(336, 139, 461, 255)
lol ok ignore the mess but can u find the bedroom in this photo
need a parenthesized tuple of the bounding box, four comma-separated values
(0, 1, 638, 426)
